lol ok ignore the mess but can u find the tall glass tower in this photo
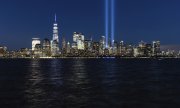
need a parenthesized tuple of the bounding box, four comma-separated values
(51, 14, 59, 56)
(53, 14, 59, 42)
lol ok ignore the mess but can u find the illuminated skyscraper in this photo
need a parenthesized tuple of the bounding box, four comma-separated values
(119, 41, 125, 56)
(100, 36, 106, 49)
(51, 14, 59, 56)
(73, 32, 85, 50)
(138, 41, 146, 56)
(32, 38, 40, 51)
(84, 40, 92, 51)
(43, 38, 50, 50)
(152, 41, 161, 56)
(67, 42, 71, 54)
(99, 36, 106, 55)
(32, 38, 42, 57)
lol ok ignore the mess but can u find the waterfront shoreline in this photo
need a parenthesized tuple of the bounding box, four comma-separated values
(0, 57, 180, 59)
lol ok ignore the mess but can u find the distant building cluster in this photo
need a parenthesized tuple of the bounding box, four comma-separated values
(0, 15, 180, 58)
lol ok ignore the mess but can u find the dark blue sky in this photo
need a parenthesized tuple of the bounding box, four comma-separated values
(0, 0, 180, 50)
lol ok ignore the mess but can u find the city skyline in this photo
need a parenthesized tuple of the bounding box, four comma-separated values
(1, 0, 180, 50)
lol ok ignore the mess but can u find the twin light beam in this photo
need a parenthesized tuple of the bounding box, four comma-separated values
(105, 0, 115, 48)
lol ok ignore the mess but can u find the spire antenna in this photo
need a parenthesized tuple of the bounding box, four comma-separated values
(55, 13, 57, 22)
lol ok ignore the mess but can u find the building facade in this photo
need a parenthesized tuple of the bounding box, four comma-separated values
(51, 14, 60, 56)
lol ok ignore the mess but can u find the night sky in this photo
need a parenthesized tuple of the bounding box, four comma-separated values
(0, 0, 180, 50)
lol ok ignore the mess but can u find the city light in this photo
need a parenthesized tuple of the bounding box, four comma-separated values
(0, 1, 179, 58)
(0, 13, 177, 58)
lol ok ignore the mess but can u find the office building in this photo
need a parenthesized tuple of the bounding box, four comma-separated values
(51, 14, 59, 56)
(73, 32, 85, 50)
(32, 38, 40, 51)
(152, 41, 161, 56)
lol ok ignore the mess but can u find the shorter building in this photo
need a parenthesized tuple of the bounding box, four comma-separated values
(32, 38, 43, 58)
(152, 41, 161, 56)
(33, 44, 42, 57)
(71, 42, 78, 56)
(99, 36, 106, 55)
(92, 42, 99, 56)
(19, 48, 31, 57)
(67, 42, 71, 54)
(84, 40, 92, 56)
(51, 40, 59, 56)
(32, 38, 41, 51)
(145, 44, 152, 57)
(42, 38, 51, 57)
(61, 37, 67, 55)
(0, 46, 7, 57)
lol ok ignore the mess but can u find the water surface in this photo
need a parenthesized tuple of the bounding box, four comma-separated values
(0, 59, 180, 108)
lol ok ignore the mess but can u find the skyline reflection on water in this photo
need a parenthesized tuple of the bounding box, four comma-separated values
(0, 59, 180, 108)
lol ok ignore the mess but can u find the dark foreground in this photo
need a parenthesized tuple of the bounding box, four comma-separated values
(0, 58, 180, 108)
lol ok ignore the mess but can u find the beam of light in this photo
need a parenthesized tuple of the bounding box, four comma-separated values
(105, 0, 109, 48)
(111, 0, 115, 46)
